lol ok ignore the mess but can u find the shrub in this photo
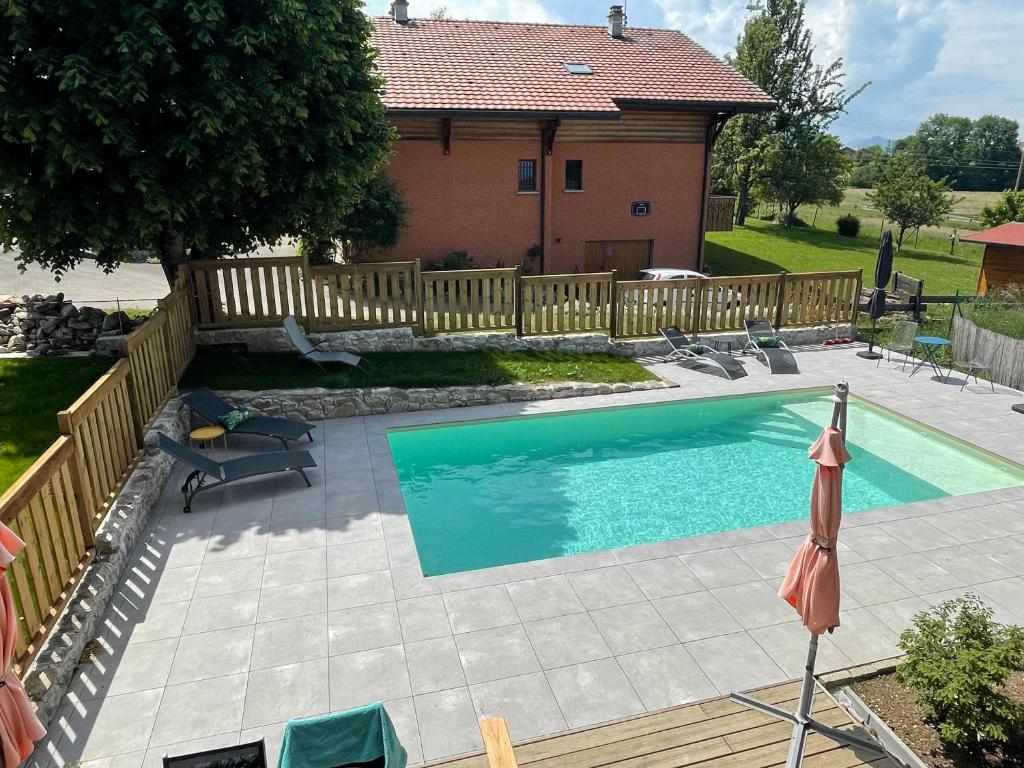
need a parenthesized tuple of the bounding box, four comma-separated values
(836, 214, 861, 237)
(425, 251, 474, 271)
(896, 594, 1024, 748)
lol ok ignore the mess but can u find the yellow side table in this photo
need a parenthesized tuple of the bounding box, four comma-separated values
(189, 425, 229, 460)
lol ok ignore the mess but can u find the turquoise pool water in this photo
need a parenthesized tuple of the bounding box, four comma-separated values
(388, 389, 1024, 576)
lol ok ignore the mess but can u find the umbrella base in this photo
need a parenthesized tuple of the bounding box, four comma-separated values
(856, 350, 883, 360)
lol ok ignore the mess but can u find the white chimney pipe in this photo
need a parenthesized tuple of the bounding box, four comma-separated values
(392, 0, 409, 24)
(608, 5, 624, 38)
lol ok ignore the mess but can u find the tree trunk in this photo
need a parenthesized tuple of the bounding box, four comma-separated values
(158, 229, 187, 288)
(896, 225, 907, 251)
(735, 167, 751, 226)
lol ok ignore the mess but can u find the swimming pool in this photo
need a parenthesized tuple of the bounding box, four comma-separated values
(388, 389, 1024, 576)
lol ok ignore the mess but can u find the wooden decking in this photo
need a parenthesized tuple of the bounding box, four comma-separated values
(433, 680, 897, 768)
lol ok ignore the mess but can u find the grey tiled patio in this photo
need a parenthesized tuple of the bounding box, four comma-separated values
(36, 344, 1024, 767)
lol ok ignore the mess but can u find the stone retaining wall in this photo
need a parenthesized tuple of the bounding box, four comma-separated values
(1, 293, 146, 355)
(24, 398, 189, 727)
(219, 379, 676, 421)
(197, 324, 854, 358)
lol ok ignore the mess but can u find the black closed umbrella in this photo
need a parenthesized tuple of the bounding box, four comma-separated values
(857, 230, 894, 359)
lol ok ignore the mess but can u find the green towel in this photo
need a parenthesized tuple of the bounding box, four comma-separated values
(278, 703, 407, 768)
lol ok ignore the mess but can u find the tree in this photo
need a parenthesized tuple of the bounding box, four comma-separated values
(0, 0, 392, 286)
(715, 0, 865, 224)
(895, 114, 1020, 191)
(429, 7, 451, 20)
(756, 129, 850, 224)
(979, 190, 1024, 228)
(849, 145, 889, 188)
(867, 155, 958, 248)
(336, 175, 409, 262)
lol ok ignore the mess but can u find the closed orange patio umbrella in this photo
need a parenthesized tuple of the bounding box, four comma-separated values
(730, 382, 886, 767)
(0, 523, 46, 767)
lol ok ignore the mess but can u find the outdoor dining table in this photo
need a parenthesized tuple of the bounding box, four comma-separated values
(909, 335, 952, 380)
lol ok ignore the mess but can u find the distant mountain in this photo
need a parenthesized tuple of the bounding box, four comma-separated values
(848, 135, 892, 149)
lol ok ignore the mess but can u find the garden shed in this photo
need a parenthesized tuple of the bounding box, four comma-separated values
(960, 221, 1024, 295)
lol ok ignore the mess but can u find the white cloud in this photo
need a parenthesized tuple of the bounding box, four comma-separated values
(651, 0, 748, 55)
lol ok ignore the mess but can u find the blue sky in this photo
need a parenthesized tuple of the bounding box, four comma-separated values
(365, 0, 1024, 146)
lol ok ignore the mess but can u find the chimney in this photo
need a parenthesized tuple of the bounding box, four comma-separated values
(391, 0, 409, 24)
(608, 5, 624, 38)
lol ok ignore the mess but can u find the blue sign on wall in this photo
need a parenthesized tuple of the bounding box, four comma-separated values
(631, 200, 651, 217)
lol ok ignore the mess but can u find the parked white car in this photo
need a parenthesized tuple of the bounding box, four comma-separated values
(631, 268, 735, 308)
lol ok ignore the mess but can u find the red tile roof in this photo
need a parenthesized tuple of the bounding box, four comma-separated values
(960, 222, 1024, 248)
(370, 17, 775, 115)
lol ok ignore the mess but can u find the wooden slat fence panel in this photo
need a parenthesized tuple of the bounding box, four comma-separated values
(190, 257, 304, 327)
(699, 275, 781, 333)
(781, 271, 861, 327)
(706, 196, 735, 232)
(0, 437, 93, 674)
(120, 313, 174, 429)
(309, 262, 418, 330)
(422, 268, 517, 333)
(521, 274, 613, 335)
(614, 278, 701, 338)
(953, 315, 1024, 391)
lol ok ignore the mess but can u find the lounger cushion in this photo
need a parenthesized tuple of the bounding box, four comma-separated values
(757, 336, 780, 347)
(218, 406, 252, 430)
(686, 344, 704, 354)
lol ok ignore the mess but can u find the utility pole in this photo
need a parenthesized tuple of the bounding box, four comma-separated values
(1015, 140, 1024, 191)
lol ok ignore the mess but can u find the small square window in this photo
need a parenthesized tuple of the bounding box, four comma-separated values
(518, 159, 537, 192)
(563, 63, 594, 75)
(565, 159, 583, 191)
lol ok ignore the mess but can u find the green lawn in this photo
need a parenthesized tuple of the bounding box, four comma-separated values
(181, 348, 656, 391)
(706, 218, 984, 295)
(0, 356, 114, 493)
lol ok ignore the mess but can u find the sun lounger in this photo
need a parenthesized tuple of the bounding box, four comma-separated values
(156, 432, 316, 513)
(163, 739, 267, 768)
(659, 327, 747, 380)
(743, 319, 799, 374)
(279, 703, 407, 768)
(284, 315, 364, 371)
(182, 386, 316, 449)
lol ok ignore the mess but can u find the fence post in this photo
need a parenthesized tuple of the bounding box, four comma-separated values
(299, 250, 315, 330)
(608, 270, 618, 339)
(853, 268, 864, 323)
(514, 265, 523, 337)
(690, 276, 705, 339)
(774, 272, 788, 329)
(56, 413, 97, 545)
(413, 258, 425, 336)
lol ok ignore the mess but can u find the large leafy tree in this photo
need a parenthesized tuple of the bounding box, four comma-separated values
(978, 190, 1024, 228)
(0, 0, 392, 285)
(895, 114, 1020, 191)
(756, 129, 850, 224)
(713, 0, 863, 224)
(868, 154, 958, 249)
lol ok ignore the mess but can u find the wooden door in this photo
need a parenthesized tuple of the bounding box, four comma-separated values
(584, 240, 652, 277)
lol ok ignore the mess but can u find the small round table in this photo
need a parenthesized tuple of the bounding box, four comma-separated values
(189, 425, 228, 459)
(909, 335, 952, 380)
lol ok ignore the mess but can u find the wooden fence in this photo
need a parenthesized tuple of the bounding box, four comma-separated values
(953, 315, 1024, 391)
(189, 258, 862, 339)
(0, 273, 196, 673)
(706, 195, 736, 232)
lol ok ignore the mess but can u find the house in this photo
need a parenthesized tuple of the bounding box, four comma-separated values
(960, 222, 1024, 295)
(369, 3, 774, 276)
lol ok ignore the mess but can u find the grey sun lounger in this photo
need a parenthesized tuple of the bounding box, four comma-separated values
(743, 319, 800, 374)
(182, 386, 316, 449)
(156, 432, 317, 513)
(284, 315, 364, 370)
(659, 326, 747, 380)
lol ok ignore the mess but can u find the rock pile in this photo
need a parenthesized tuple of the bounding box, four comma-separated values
(0, 293, 145, 355)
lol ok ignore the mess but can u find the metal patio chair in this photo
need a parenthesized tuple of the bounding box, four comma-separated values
(878, 319, 917, 371)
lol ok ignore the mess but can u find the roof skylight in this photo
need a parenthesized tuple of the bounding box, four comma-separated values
(563, 63, 594, 75)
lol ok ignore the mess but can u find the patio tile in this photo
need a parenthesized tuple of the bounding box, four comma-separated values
(731, 540, 797, 579)
(618, 645, 718, 709)
(102, 598, 188, 646)
(53, 688, 163, 761)
(685, 632, 786, 694)
(328, 602, 403, 656)
(327, 570, 395, 610)
(414, 688, 482, 762)
(544, 658, 644, 729)
(443, 585, 519, 634)
(711, 581, 797, 629)
(242, 659, 330, 728)
(923, 509, 995, 543)
(652, 591, 742, 642)
(381, 697, 423, 766)
(506, 575, 585, 621)
(325, 513, 384, 546)
(524, 613, 612, 669)
(262, 548, 328, 587)
(623, 557, 704, 599)
(150, 673, 247, 747)
(469, 673, 568, 742)
(182, 590, 259, 634)
(924, 544, 1014, 584)
(397, 595, 452, 642)
(866, 596, 930, 635)
(826, 608, 901, 665)
(193, 557, 264, 599)
(238, 722, 287, 768)
(118, 564, 199, 607)
(679, 550, 760, 589)
(326, 490, 380, 518)
(329, 645, 412, 710)
(876, 518, 959, 552)
(873, 553, 964, 595)
(748, 622, 853, 678)
(835, 562, 914, 606)
(71, 638, 177, 701)
(590, 602, 679, 655)
(566, 566, 646, 610)
(266, 519, 328, 554)
(455, 625, 540, 685)
(405, 636, 467, 694)
(252, 613, 328, 670)
(326, 539, 390, 578)
(167, 625, 254, 684)
(257, 580, 327, 623)
(840, 526, 912, 559)
(974, 577, 1024, 621)
(971, 504, 1024, 535)
(968, 534, 1024, 576)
